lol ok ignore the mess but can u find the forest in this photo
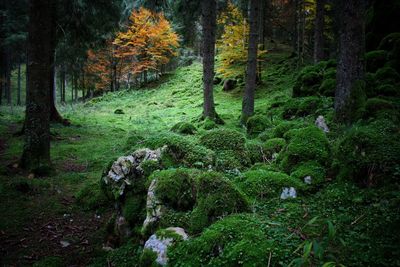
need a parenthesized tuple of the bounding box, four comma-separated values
(0, 0, 399, 266)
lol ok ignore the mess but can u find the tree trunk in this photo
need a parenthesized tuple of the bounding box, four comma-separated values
(334, 0, 366, 123)
(314, 0, 325, 63)
(21, 0, 55, 170)
(5, 50, 11, 105)
(201, 0, 217, 119)
(241, 0, 260, 124)
(17, 61, 21, 105)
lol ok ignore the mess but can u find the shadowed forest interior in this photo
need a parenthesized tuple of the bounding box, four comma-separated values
(1, 0, 400, 266)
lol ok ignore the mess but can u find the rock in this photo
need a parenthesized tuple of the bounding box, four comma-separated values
(315, 115, 329, 133)
(304, 176, 312, 184)
(280, 187, 297, 199)
(144, 227, 189, 266)
(102, 147, 164, 197)
(223, 79, 236, 91)
(143, 179, 164, 233)
(60, 240, 71, 248)
(114, 109, 125, 114)
(115, 215, 131, 238)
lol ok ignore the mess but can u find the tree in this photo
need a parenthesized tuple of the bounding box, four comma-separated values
(241, 0, 260, 124)
(201, 0, 218, 120)
(113, 7, 179, 83)
(20, 0, 55, 171)
(334, 0, 366, 123)
(313, 0, 325, 62)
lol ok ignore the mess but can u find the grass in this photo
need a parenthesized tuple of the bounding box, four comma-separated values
(1, 49, 399, 266)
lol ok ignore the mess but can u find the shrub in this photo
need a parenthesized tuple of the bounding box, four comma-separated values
(200, 128, 246, 151)
(280, 126, 331, 172)
(190, 172, 249, 233)
(171, 122, 197, 135)
(168, 215, 275, 266)
(236, 169, 305, 200)
(333, 119, 400, 186)
(246, 115, 271, 136)
(366, 50, 388, 72)
(282, 96, 323, 119)
(290, 161, 326, 186)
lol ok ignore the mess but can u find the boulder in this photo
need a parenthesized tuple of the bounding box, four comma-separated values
(102, 147, 164, 198)
(315, 115, 329, 133)
(143, 179, 165, 233)
(143, 227, 189, 266)
(280, 187, 297, 199)
(223, 79, 236, 91)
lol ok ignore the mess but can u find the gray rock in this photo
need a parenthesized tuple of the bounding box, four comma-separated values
(280, 187, 297, 199)
(143, 179, 164, 233)
(304, 176, 312, 185)
(315, 115, 329, 133)
(115, 215, 131, 238)
(144, 227, 189, 266)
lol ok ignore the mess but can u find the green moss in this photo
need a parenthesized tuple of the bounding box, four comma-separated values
(150, 169, 197, 211)
(319, 78, 336, 97)
(169, 214, 280, 266)
(144, 133, 214, 168)
(364, 98, 396, 118)
(280, 126, 331, 172)
(246, 115, 272, 136)
(333, 119, 400, 186)
(122, 196, 146, 226)
(140, 160, 162, 177)
(200, 128, 246, 151)
(375, 67, 400, 83)
(33, 256, 64, 267)
(366, 50, 388, 72)
(203, 117, 217, 130)
(263, 138, 286, 158)
(290, 161, 326, 185)
(237, 170, 305, 200)
(249, 163, 280, 172)
(171, 121, 197, 135)
(323, 68, 337, 80)
(282, 96, 323, 119)
(140, 249, 160, 267)
(215, 150, 245, 170)
(376, 84, 399, 97)
(75, 181, 109, 211)
(378, 32, 400, 51)
(125, 131, 145, 151)
(190, 172, 250, 233)
(258, 128, 275, 141)
(272, 121, 307, 138)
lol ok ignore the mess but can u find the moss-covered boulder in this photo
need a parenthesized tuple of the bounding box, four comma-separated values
(272, 120, 307, 138)
(290, 161, 326, 186)
(263, 138, 286, 159)
(144, 169, 249, 235)
(171, 122, 197, 135)
(364, 98, 397, 119)
(282, 96, 323, 119)
(366, 50, 388, 72)
(375, 66, 400, 84)
(246, 115, 272, 136)
(333, 119, 400, 186)
(168, 214, 297, 266)
(280, 126, 331, 172)
(236, 169, 305, 200)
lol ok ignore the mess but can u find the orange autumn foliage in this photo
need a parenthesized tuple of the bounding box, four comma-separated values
(113, 7, 179, 74)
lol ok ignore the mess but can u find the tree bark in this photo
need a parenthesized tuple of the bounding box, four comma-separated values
(17, 61, 21, 105)
(334, 0, 366, 123)
(314, 0, 326, 63)
(21, 0, 55, 170)
(201, 0, 217, 119)
(241, 0, 260, 124)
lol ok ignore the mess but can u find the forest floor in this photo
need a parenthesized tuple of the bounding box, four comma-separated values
(0, 50, 399, 266)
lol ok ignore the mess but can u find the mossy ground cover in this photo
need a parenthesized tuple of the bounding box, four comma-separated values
(1, 49, 399, 266)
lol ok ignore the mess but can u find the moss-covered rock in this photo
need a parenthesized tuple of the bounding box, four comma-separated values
(319, 78, 336, 97)
(171, 122, 197, 135)
(280, 126, 331, 172)
(246, 115, 271, 136)
(168, 214, 296, 266)
(290, 161, 326, 186)
(333, 119, 400, 186)
(200, 128, 246, 151)
(272, 120, 307, 138)
(236, 169, 305, 200)
(190, 172, 250, 233)
(375, 66, 400, 84)
(366, 50, 388, 72)
(364, 98, 396, 118)
(282, 96, 323, 119)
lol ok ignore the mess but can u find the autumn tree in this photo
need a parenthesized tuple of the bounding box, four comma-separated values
(113, 7, 179, 84)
